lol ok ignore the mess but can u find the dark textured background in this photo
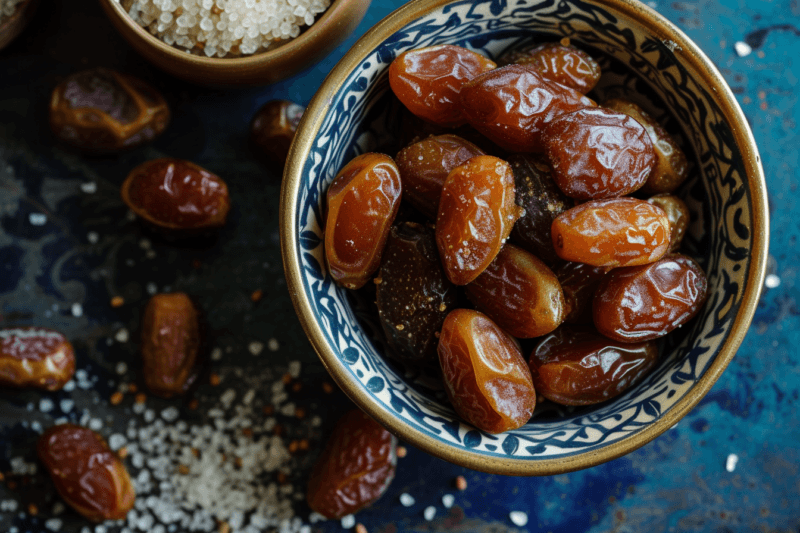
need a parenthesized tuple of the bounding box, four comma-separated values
(0, 0, 798, 532)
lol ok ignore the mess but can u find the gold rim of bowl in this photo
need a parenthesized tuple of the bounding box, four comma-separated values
(281, 0, 769, 475)
(99, 0, 372, 86)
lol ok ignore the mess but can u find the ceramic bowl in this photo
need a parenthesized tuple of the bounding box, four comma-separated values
(281, 0, 769, 475)
(0, 0, 38, 52)
(98, 0, 370, 86)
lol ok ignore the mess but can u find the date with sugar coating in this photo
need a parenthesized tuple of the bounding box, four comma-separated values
(0, 327, 75, 391)
(508, 154, 573, 266)
(603, 98, 688, 195)
(436, 155, 521, 285)
(552, 197, 670, 267)
(325, 153, 402, 289)
(529, 327, 658, 406)
(121, 158, 230, 230)
(542, 107, 656, 199)
(466, 244, 565, 338)
(141, 292, 200, 398)
(438, 309, 536, 433)
(459, 64, 594, 153)
(593, 254, 708, 342)
(395, 134, 486, 219)
(647, 194, 689, 252)
(38, 424, 135, 522)
(499, 42, 601, 94)
(389, 45, 497, 127)
(307, 409, 396, 519)
(376, 222, 457, 363)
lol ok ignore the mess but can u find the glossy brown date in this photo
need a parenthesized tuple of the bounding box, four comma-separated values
(555, 262, 611, 324)
(436, 155, 521, 285)
(307, 409, 396, 519)
(121, 158, 231, 230)
(389, 45, 497, 127)
(466, 244, 565, 338)
(0, 327, 75, 390)
(250, 99, 304, 165)
(552, 197, 670, 267)
(395, 134, 486, 219)
(438, 309, 536, 433)
(38, 424, 135, 522)
(529, 327, 658, 405)
(508, 154, 573, 265)
(593, 254, 708, 342)
(50, 68, 169, 153)
(459, 64, 594, 153)
(376, 222, 457, 363)
(647, 194, 689, 252)
(325, 153, 402, 289)
(603, 98, 688, 194)
(499, 42, 601, 94)
(141, 293, 200, 398)
(542, 107, 656, 199)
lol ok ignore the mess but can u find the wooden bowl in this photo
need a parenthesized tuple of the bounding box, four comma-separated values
(281, 0, 769, 475)
(98, 0, 371, 86)
(0, 0, 39, 52)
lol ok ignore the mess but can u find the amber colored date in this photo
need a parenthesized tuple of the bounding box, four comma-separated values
(141, 293, 200, 398)
(389, 45, 497, 127)
(466, 244, 565, 338)
(529, 327, 658, 405)
(122, 158, 230, 231)
(508, 154, 573, 265)
(395, 134, 486, 219)
(50, 68, 169, 153)
(555, 262, 611, 324)
(459, 64, 594, 153)
(436, 155, 521, 285)
(647, 194, 689, 252)
(552, 197, 670, 267)
(603, 98, 688, 195)
(376, 222, 457, 363)
(542, 107, 656, 199)
(593, 254, 708, 342)
(325, 153, 402, 289)
(307, 409, 396, 519)
(250, 99, 304, 165)
(499, 42, 601, 94)
(0, 327, 75, 391)
(38, 424, 135, 522)
(438, 309, 536, 433)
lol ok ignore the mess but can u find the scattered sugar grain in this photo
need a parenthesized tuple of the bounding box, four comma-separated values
(80, 181, 97, 193)
(399, 493, 415, 507)
(726, 453, 738, 472)
(161, 406, 179, 422)
(29, 213, 47, 226)
(115, 328, 130, 343)
(509, 511, 528, 527)
(146, 282, 158, 295)
(71, 303, 83, 317)
(211, 347, 223, 361)
(39, 398, 54, 413)
(109, 434, 127, 451)
(88, 418, 103, 431)
(288, 360, 301, 378)
(248, 341, 264, 356)
(441, 494, 454, 508)
(44, 518, 63, 531)
(735, 41, 752, 57)
(116, 361, 129, 375)
(268, 338, 280, 352)
(340, 515, 356, 529)
(87, 231, 100, 244)
(423, 506, 436, 521)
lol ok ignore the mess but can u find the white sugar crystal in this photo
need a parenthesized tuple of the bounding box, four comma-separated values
(340, 514, 355, 529)
(60, 398, 74, 412)
(726, 453, 739, 472)
(268, 338, 280, 351)
(115, 328, 130, 343)
(399, 493, 415, 507)
(734, 41, 752, 57)
(765, 273, 781, 288)
(116, 361, 128, 375)
(109, 434, 127, 450)
(248, 341, 264, 356)
(71, 303, 83, 317)
(80, 181, 97, 193)
(87, 231, 99, 244)
(211, 347, 223, 360)
(119, 0, 330, 57)
(509, 511, 528, 526)
(29, 212, 47, 226)
(39, 398, 54, 413)
(288, 360, 301, 378)
(424, 506, 436, 521)
(161, 407, 180, 421)
(89, 418, 103, 431)
(441, 493, 454, 508)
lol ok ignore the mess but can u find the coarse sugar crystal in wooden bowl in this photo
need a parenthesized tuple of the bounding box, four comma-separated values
(117, 0, 331, 57)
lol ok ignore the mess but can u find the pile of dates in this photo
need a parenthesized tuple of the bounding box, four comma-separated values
(324, 41, 708, 435)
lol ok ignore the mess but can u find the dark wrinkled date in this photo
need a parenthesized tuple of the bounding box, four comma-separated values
(307, 410, 396, 519)
(38, 424, 135, 522)
(250, 99, 304, 165)
(376, 222, 457, 364)
(0, 327, 75, 390)
(122, 158, 231, 231)
(141, 293, 200, 398)
(50, 68, 169, 153)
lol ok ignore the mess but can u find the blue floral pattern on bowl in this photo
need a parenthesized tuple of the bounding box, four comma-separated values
(293, 0, 753, 461)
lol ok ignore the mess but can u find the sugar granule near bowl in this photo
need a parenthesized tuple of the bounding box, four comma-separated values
(0, 0, 26, 23)
(117, 0, 332, 58)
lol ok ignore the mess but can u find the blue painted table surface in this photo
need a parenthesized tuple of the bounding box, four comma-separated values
(0, 1, 798, 532)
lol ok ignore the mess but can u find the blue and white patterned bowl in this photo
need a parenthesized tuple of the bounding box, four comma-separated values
(281, 0, 768, 475)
